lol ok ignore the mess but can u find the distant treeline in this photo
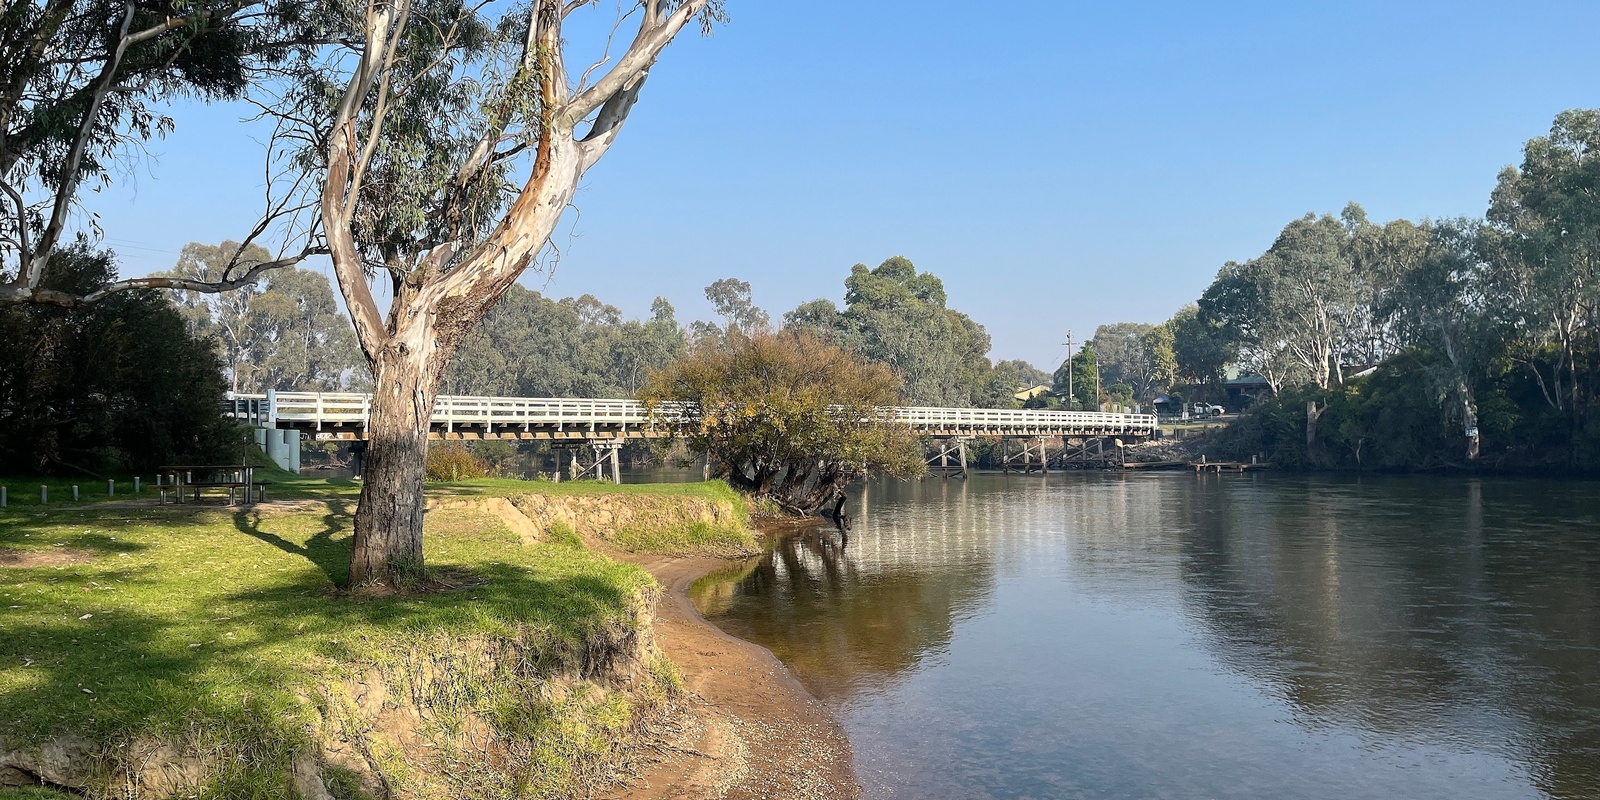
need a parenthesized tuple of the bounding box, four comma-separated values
(1175, 109, 1600, 470)
(443, 258, 1054, 409)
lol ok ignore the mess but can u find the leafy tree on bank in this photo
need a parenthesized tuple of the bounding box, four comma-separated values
(163, 241, 364, 392)
(1199, 211, 1364, 392)
(784, 256, 1008, 407)
(1187, 108, 1600, 469)
(0, 242, 233, 473)
(1140, 323, 1179, 398)
(1482, 109, 1600, 422)
(1085, 323, 1151, 392)
(1170, 304, 1233, 391)
(1081, 322, 1177, 403)
(1382, 220, 1497, 459)
(982, 359, 1052, 407)
(642, 331, 925, 514)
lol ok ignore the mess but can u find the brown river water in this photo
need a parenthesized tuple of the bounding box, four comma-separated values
(690, 472, 1600, 800)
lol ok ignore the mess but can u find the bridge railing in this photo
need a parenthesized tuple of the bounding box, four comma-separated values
(889, 406, 1155, 433)
(232, 392, 1157, 435)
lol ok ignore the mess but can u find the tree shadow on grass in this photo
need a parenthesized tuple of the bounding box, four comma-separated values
(0, 502, 650, 795)
(229, 501, 353, 586)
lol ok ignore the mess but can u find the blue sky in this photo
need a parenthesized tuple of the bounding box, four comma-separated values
(93, 0, 1600, 370)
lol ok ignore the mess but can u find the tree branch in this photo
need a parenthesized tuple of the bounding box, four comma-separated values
(558, 0, 707, 129)
(322, 0, 413, 350)
(0, 248, 322, 308)
(22, 2, 139, 290)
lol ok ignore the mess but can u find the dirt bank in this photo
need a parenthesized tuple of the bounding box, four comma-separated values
(605, 544, 860, 800)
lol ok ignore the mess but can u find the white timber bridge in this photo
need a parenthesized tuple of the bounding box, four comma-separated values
(230, 391, 1159, 479)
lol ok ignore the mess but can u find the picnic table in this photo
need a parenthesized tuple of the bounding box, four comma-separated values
(157, 465, 267, 505)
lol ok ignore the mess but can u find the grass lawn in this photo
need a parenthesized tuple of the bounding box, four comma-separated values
(436, 476, 748, 503)
(0, 475, 745, 798)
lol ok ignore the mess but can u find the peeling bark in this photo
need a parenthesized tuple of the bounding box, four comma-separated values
(323, 0, 712, 588)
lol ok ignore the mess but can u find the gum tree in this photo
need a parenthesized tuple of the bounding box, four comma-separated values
(311, 0, 721, 587)
(0, 0, 322, 306)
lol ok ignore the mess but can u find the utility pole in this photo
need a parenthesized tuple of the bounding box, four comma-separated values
(1063, 330, 1074, 409)
(1095, 358, 1102, 412)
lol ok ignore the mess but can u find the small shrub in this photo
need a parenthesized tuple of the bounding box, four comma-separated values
(426, 444, 489, 482)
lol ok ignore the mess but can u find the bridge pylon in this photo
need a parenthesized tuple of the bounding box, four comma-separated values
(1050, 437, 1126, 470)
(1001, 436, 1052, 475)
(554, 440, 623, 483)
(925, 436, 971, 479)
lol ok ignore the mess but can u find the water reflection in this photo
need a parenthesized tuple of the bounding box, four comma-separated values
(694, 473, 1600, 800)
(692, 480, 995, 699)
(1175, 476, 1600, 799)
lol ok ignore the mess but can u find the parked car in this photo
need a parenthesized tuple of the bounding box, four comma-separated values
(1190, 403, 1226, 418)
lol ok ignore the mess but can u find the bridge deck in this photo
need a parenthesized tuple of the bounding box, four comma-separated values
(230, 392, 1158, 441)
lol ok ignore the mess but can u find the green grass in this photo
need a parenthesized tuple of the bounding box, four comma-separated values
(0, 789, 76, 799)
(0, 458, 346, 509)
(453, 478, 758, 556)
(609, 519, 756, 556)
(0, 474, 160, 509)
(435, 476, 747, 505)
(0, 480, 686, 798)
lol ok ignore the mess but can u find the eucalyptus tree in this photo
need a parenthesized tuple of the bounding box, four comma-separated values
(300, 0, 722, 586)
(691, 277, 769, 342)
(1482, 110, 1600, 417)
(1201, 213, 1364, 391)
(786, 257, 994, 407)
(1138, 322, 1177, 398)
(0, 0, 321, 306)
(164, 241, 362, 392)
(1385, 220, 1495, 459)
(1344, 208, 1431, 366)
(1085, 321, 1175, 401)
(1085, 323, 1151, 389)
(611, 297, 687, 393)
(442, 287, 685, 397)
(1169, 304, 1232, 388)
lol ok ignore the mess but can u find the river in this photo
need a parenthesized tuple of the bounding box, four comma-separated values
(689, 473, 1600, 800)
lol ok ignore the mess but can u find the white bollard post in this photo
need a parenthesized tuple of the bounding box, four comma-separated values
(108, 480, 115, 497)
(134, 477, 141, 493)
(1, 486, 6, 507)
(72, 486, 79, 501)
(40, 485, 47, 504)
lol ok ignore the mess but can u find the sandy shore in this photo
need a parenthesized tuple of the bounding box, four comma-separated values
(603, 545, 861, 800)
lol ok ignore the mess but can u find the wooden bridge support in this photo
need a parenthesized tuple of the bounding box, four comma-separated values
(1051, 437, 1126, 470)
(926, 437, 971, 479)
(1001, 436, 1051, 474)
(554, 441, 623, 483)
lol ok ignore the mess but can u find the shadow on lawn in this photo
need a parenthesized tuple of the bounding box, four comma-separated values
(230, 501, 353, 586)
(2, 565, 640, 770)
(1, 496, 648, 788)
